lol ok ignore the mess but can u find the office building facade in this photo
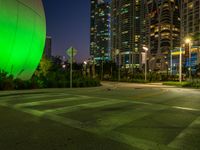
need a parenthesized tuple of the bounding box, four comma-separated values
(90, 0, 111, 63)
(111, 0, 145, 69)
(181, 0, 200, 45)
(145, 0, 181, 72)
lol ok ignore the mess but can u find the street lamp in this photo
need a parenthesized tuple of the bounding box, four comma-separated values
(62, 64, 66, 87)
(185, 38, 191, 44)
(185, 38, 192, 80)
(83, 61, 87, 77)
(101, 50, 105, 80)
(92, 58, 96, 78)
(179, 46, 182, 83)
(115, 49, 121, 81)
(143, 46, 148, 81)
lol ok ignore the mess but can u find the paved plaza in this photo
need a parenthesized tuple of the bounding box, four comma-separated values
(0, 82, 200, 150)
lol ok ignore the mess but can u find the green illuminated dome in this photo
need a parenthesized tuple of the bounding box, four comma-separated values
(0, 0, 46, 80)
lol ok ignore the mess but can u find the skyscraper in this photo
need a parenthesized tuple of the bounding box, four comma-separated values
(179, 0, 200, 73)
(145, 0, 180, 71)
(181, 0, 200, 46)
(111, 0, 145, 69)
(90, 0, 111, 63)
(90, 0, 97, 57)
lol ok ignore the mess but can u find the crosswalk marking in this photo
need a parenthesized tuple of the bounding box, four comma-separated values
(168, 116, 200, 149)
(0, 91, 200, 150)
(106, 131, 178, 150)
(0, 93, 71, 103)
(172, 106, 200, 112)
(14, 96, 90, 108)
(43, 99, 124, 114)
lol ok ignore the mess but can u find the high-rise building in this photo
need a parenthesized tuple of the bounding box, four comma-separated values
(145, 0, 180, 71)
(111, 0, 145, 69)
(181, 0, 200, 46)
(90, 0, 97, 57)
(44, 36, 52, 59)
(90, 0, 111, 63)
(179, 0, 200, 74)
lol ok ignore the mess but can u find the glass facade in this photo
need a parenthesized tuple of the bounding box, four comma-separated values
(171, 47, 200, 75)
(111, 0, 145, 68)
(90, 0, 111, 63)
(145, 0, 180, 72)
(181, 0, 200, 46)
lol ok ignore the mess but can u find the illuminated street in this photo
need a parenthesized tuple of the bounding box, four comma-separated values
(0, 82, 200, 150)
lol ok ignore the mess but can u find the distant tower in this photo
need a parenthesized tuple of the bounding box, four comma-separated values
(90, 0, 111, 63)
(111, 0, 145, 69)
(145, 0, 180, 71)
(44, 36, 52, 59)
(90, 0, 97, 57)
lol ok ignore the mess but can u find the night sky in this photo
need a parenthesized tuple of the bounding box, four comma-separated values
(43, 0, 91, 62)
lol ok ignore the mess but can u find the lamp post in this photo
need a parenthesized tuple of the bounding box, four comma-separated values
(185, 38, 192, 80)
(101, 50, 105, 80)
(62, 64, 66, 87)
(92, 58, 96, 78)
(83, 61, 87, 77)
(179, 46, 182, 83)
(143, 46, 148, 81)
(115, 49, 120, 81)
(170, 50, 173, 75)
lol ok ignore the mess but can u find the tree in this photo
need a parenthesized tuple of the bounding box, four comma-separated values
(35, 56, 52, 77)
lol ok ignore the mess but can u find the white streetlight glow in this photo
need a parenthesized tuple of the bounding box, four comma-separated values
(143, 46, 148, 51)
(185, 38, 191, 44)
(84, 61, 87, 65)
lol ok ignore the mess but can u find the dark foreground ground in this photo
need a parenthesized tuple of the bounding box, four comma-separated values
(0, 82, 200, 150)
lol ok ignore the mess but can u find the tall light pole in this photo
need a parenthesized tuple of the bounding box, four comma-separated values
(185, 38, 192, 80)
(143, 46, 148, 81)
(101, 50, 105, 80)
(170, 50, 173, 75)
(179, 46, 182, 83)
(83, 61, 87, 77)
(115, 49, 121, 81)
(118, 52, 121, 81)
(92, 58, 96, 78)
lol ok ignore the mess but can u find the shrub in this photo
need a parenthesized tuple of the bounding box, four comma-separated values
(0, 69, 101, 90)
(0, 71, 15, 90)
(183, 79, 200, 88)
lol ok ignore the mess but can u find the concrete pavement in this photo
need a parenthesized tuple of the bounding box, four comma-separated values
(0, 82, 200, 150)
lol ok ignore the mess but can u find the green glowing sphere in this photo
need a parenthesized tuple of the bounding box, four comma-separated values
(0, 0, 46, 80)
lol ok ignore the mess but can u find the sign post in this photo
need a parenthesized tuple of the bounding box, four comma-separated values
(66, 47, 77, 88)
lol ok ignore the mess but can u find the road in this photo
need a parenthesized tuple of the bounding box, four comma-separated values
(0, 82, 200, 150)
